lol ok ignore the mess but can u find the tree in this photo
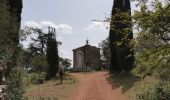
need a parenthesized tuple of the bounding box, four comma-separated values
(0, 0, 25, 99)
(7, 0, 22, 45)
(46, 27, 59, 79)
(109, 0, 134, 73)
(59, 57, 71, 69)
(21, 26, 61, 78)
(6, 0, 23, 72)
(132, 1, 170, 99)
(21, 27, 48, 56)
(98, 37, 110, 68)
(31, 55, 49, 72)
(133, 0, 170, 78)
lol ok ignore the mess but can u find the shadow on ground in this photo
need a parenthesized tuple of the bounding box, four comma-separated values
(106, 72, 140, 93)
(55, 80, 76, 85)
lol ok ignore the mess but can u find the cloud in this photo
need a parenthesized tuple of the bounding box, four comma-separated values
(55, 24, 73, 34)
(24, 21, 42, 29)
(56, 36, 63, 42)
(24, 21, 73, 34)
(84, 21, 107, 31)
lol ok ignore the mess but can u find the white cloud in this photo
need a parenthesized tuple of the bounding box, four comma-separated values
(58, 48, 73, 67)
(84, 21, 107, 31)
(24, 21, 42, 29)
(55, 24, 73, 34)
(24, 21, 73, 34)
(56, 36, 63, 42)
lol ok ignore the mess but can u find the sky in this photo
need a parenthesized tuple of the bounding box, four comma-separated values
(21, 0, 138, 65)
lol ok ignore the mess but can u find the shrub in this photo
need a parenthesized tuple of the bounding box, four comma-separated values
(7, 68, 25, 100)
(137, 82, 170, 100)
(24, 72, 46, 85)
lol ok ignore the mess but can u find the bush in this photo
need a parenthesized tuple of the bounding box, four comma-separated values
(137, 82, 170, 100)
(31, 55, 49, 72)
(28, 72, 47, 84)
(7, 68, 25, 100)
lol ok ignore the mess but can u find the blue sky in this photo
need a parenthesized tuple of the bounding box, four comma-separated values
(21, 0, 138, 63)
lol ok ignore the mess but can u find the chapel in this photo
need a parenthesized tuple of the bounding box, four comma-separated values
(72, 40, 100, 70)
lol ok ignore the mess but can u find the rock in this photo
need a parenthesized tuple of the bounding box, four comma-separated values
(0, 85, 7, 100)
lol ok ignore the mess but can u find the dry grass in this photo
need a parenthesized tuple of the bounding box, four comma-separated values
(25, 73, 77, 100)
(125, 76, 161, 100)
(108, 73, 161, 100)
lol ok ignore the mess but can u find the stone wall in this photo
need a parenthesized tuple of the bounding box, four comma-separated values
(0, 61, 7, 100)
(0, 60, 6, 85)
(73, 45, 100, 70)
(0, 85, 7, 100)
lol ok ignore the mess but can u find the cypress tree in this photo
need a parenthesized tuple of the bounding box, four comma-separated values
(109, 0, 123, 73)
(109, 0, 134, 73)
(46, 27, 59, 79)
(3, 0, 23, 76)
(122, 0, 134, 72)
(8, 0, 22, 45)
(0, 0, 24, 99)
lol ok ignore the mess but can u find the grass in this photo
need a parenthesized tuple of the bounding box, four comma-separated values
(25, 73, 77, 100)
(107, 72, 161, 100)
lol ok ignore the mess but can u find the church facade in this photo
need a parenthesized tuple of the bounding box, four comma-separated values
(72, 40, 100, 70)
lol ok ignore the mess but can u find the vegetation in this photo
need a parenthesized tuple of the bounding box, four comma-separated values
(109, 0, 134, 73)
(0, 0, 170, 99)
(132, 0, 170, 99)
(59, 57, 71, 70)
(0, 0, 25, 99)
(99, 37, 110, 69)
(98, 0, 170, 99)
(7, 68, 25, 99)
(46, 27, 59, 79)
(137, 82, 170, 100)
(133, 0, 170, 79)
(25, 73, 76, 100)
(21, 27, 60, 79)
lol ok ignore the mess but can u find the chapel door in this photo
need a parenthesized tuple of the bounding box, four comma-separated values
(76, 51, 84, 68)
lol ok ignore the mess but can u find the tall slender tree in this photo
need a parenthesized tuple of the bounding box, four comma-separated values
(3, 0, 23, 75)
(0, 0, 24, 99)
(46, 27, 59, 79)
(109, 0, 134, 73)
(8, 0, 22, 44)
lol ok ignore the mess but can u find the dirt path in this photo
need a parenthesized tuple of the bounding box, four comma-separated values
(67, 71, 128, 100)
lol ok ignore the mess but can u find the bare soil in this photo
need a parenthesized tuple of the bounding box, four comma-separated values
(67, 71, 128, 100)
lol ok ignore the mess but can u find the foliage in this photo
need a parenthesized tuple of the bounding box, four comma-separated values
(46, 28, 59, 79)
(132, 0, 170, 99)
(59, 57, 71, 69)
(109, 0, 134, 73)
(0, 0, 25, 99)
(98, 37, 110, 68)
(21, 27, 48, 56)
(21, 27, 60, 79)
(7, 68, 25, 100)
(0, 0, 11, 47)
(31, 55, 49, 72)
(133, 0, 170, 79)
(28, 72, 47, 84)
(137, 82, 170, 100)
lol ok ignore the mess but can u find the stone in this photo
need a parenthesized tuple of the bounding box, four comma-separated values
(72, 40, 101, 70)
(0, 60, 7, 85)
